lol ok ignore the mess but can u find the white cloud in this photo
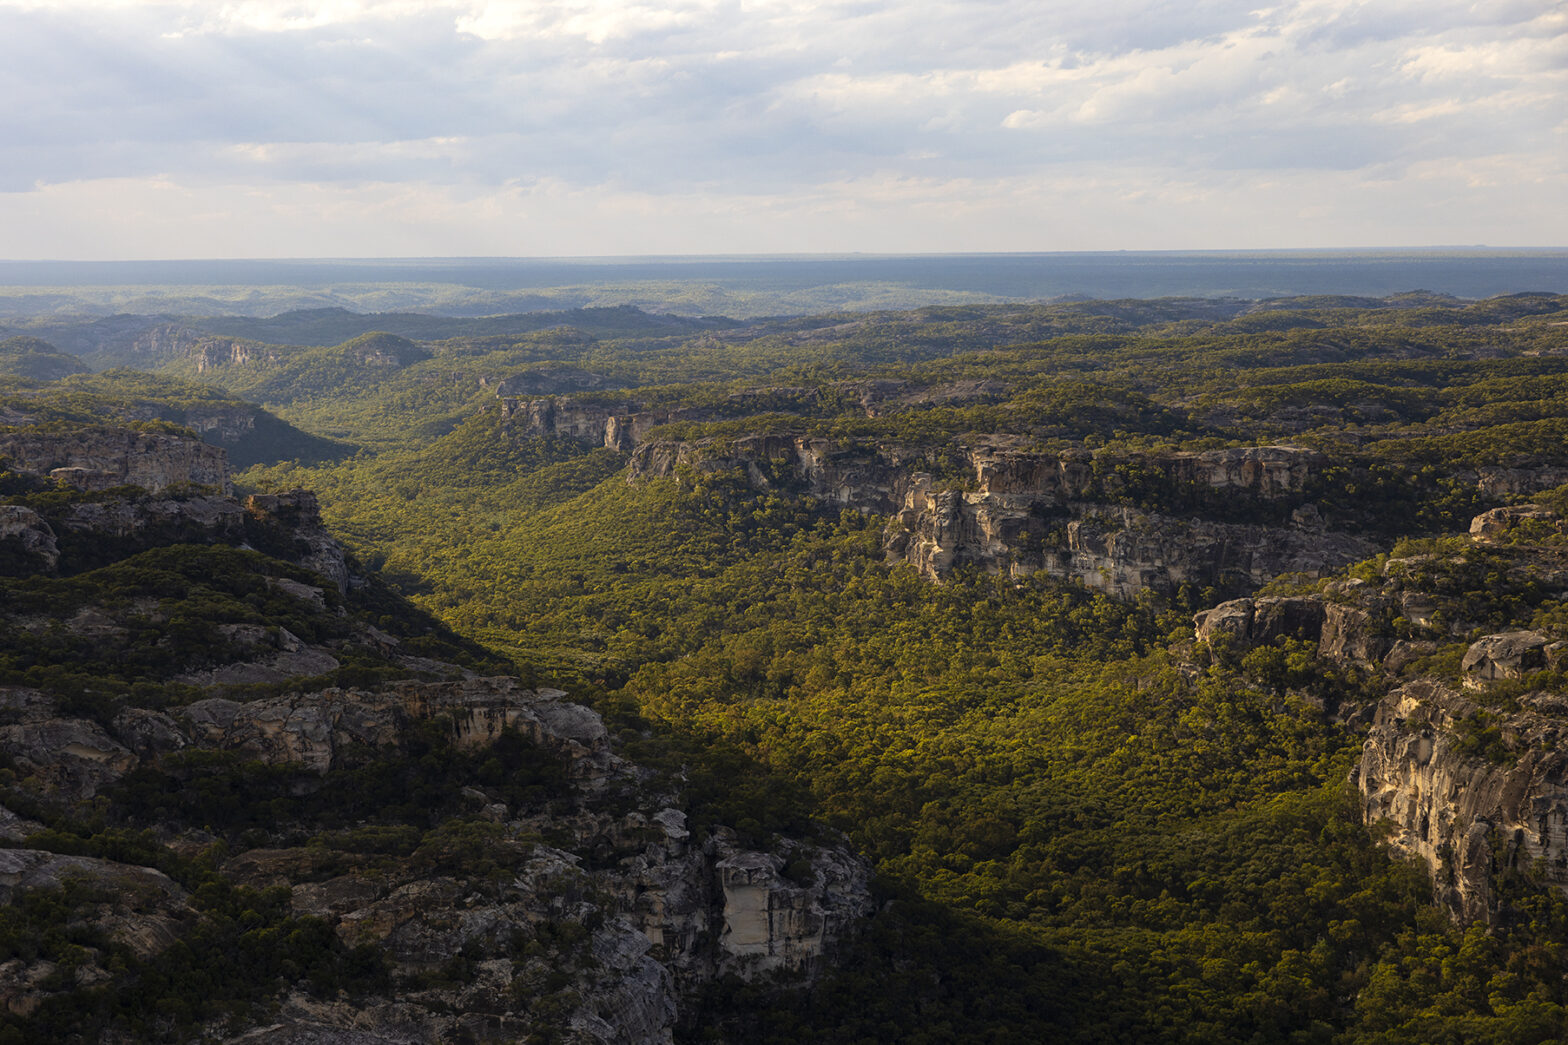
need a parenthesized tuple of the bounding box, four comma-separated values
(0, 0, 1563, 255)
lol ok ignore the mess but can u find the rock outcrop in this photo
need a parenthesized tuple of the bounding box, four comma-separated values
(626, 434, 1373, 594)
(0, 426, 231, 494)
(0, 681, 874, 1041)
(1338, 505, 1568, 922)
(0, 505, 59, 571)
(502, 396, 690, 453)
(1462, 631, 1551, 684)
(1469, 504, 1563, 542)
(1193, 595, 1328, 645)
(1358, 680, 1568, 923)
(244, 491, 351, 591)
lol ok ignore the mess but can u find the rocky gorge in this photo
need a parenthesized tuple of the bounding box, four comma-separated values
(506, 390, 1383, 597)
(0, 425, 873, 1042)
(1189, 499, 1568, 926)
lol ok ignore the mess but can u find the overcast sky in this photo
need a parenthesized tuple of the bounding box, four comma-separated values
(1, 0, 1564, 259)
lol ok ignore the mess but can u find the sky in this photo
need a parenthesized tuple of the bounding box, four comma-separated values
(0, 0, 1564, 259)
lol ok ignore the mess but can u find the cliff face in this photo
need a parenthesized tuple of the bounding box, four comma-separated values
(627, 434, 1374, 594)
(1188, 503, 1568, 924)
(124, 324, 265, 370)
(500, 396, 680, 452)
(0, 427, 347, 587)
(0, 426, 232, 494)
(1358, 681, 1568, 924)
(0, 677, 873, 1043)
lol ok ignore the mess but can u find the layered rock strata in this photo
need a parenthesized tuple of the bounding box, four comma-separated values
(0, 426, 231, 494)
(0, 680, 873, 1041)
(628, 434, 1373, 593)
(1358, 680, 1568, 924)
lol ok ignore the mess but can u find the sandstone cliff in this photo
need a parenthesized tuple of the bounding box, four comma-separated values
(0, 425, 231, 494)
(1357, 680, 1568, 924)
(0, 678, 874, 1042)
(1189, 502, 1568, 924)
(628, 433, 1375, 594)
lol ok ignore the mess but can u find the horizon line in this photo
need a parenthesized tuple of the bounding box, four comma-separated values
(4, 246, 1568, 266)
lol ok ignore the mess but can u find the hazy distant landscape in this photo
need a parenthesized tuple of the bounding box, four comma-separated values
(3, 249, 1565, 321)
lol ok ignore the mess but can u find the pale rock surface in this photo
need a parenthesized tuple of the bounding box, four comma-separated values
(0, 505, 58, 570)
(1470, 504, 1561, 541)
(1358, 680, 1568, 923)
(1462, 631, 1550, 684)
(629, 434, 1372, 594)
(0, 718, 136, 800)
(0, 427, 231, 494)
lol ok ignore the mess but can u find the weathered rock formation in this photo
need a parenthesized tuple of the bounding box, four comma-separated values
(1469, 504, 1563, 542)
(1462, 631, 1551, 684)
(1358, 680, 1568, 923)
(243, 490, 351, 591)
(502, 396, 696, 452)
(1193, 595, 1328, 646)
(0, 505, 58, 571)
(0, 680, 874, 1041)
(628, 434, 1375, 594)
(0, 426, 231, 494)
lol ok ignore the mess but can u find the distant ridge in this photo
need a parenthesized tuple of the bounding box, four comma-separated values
(0, 251, 1565, 321)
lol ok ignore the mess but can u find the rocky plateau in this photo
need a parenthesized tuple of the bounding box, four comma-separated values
(0, 425, 873, 1042)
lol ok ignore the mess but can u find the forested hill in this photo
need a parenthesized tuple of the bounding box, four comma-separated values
(9, 291, 1568, 1041)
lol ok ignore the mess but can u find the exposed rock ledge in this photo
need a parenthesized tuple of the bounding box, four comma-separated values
(1357, 680, 1568, 923)
(0, 426, 231, 495)
(0, 680, 874, 1041)
(629, 434, 1374, 594)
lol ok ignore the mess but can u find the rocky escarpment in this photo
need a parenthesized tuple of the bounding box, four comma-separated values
(121, 323, 274, 370)
(0, 425, 231, 494)
(501, 395, 683, 452)
(1358, 680, 1568, 924)
(631, 434, 1375, 594)
(0, 679, 873, 1042)
(0, 421, 873, 1041)
(1192, 502, 1568, 923)
(0, 484, 348, 597)
(498, 381, 1001, 454)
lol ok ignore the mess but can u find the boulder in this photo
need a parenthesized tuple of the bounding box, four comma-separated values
(1462, 631, 1550, 683)
(1470, 505, 1560, 542)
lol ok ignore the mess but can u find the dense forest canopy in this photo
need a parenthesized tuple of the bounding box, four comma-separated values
(6, 290, 1568, 1041)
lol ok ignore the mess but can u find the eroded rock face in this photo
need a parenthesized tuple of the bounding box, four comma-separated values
(61, 494, 248, 545)
(629, 434, 1370, 595)
(714, 841, 872, 977)
(1470, 504, 1562, 542)
(0, 718, 135, 802)
(1320, 603, 1391, 665)
(1474, 467, 1568, 499)
(1193, 596, 1328, 645)
(0, 681, 875, 1041)
(1358, 680, 1568, 923)
(1462, 632, 1551, 684)
(502, 396, 685, 453)
(244, 491, 350, 591)
(1046, 508, 1374, 599)
(179, 679, 621, 782)
(0, 505, 58, 571)
(0, 427, 231, 494)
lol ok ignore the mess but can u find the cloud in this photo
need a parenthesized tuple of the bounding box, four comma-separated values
(0, 0, 1563, 255)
